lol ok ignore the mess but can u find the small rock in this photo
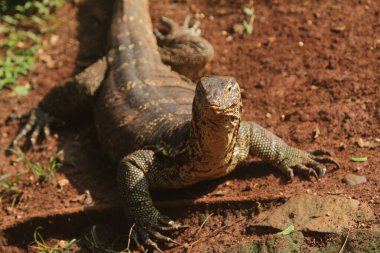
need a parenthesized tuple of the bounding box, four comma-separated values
(83, 190, 93, 205)
(49, 34, 59, 46)
(58, 240, 68, 248)
(195, 12, 205, 20)
(338, 142, 346, 151)
(312, 126, 320, 140)
(226, 35, 233, 42)
(242, 185, 252, 192)
(232, 23, 244, 35)
(331, 25, 346, 33)
(254, 82, 264, 89)
(211, 190, 226, 197)
(58, 178, 69, 188)
(357, 138, 365, 148)
(253, 194, 374, 234)
(71, 190, 93, 205)
(5, 207, 14, 215)
(343, 174, 367, 185)
(268, 36, 276, 43)
(356, 138, 380, 149)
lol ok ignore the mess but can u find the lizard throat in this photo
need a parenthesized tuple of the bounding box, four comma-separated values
(189, 106, 241, 179)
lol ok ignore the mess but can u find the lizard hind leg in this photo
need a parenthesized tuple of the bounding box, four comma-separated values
(6, 107, 55, 152)
(6, 57, 107, 152)
(154, 15, 214, 80)
(158, 15, 201, 37)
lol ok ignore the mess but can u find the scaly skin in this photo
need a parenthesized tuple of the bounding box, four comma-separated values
(8, 0, 339, 251)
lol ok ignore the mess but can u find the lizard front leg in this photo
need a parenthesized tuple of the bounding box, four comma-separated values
(7, 57, 107, 149)
(239, 121, 340, 179)
(118, 150, 186, 252)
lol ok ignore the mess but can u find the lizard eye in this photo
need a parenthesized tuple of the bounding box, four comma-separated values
(226, 85, 232, 93)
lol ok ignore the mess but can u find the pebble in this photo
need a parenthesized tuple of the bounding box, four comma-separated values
(226, 35, 233, 42)
(330, 25, 346, 33)
(342, 173, 367, 185)
(58, 178, 69, 188)
(233, 23, 244, 35)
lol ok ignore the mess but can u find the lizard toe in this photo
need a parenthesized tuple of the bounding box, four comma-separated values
(147, 229, 179, 245)
(294, 164, 320, 179)
(278, 164, 295, 180)
(312, 156, 340, 169)
(308, 149, 331, 156)
(136, 227, 163, 252)
(159, 16, 179, 31)
(6, 107, 54, 152)
(156, 216, 188, 231)
(306, 161, 327, 177)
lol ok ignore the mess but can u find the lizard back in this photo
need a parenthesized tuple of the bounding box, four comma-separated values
(94, 0, 195, 161)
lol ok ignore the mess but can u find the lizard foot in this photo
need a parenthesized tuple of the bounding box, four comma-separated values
(6, 107, 57, 152)
(277, 148, 340, 180)
(154, 14, 201, 41)
(131, 215, 187, 252)
(154, 14, 213, 80)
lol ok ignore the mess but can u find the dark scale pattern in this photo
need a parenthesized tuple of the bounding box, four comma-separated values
(9, 0, 339, 250)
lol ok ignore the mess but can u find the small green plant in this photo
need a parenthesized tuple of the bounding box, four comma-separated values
(0, 173, 20, 194)
(277, 224, 295, 235)
(351, 157, 368, 162)
(10, 148, 62, 185)
(30, 226, 79, 253)
(242, 6, 255, 34)
(0, 0, 65, 89)
(85, 225, 135, 253)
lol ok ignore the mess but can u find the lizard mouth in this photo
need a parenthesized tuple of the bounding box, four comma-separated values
(202, 104, 240, 124)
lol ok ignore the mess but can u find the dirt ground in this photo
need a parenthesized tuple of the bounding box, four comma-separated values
(0, 0, 379, 252)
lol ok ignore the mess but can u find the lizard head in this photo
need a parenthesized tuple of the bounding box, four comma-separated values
(193, 76, 242, 122)
(190, 76, 242, 176)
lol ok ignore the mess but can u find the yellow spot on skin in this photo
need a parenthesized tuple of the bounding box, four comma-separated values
(119, 45, 127, 51)
(138, 41, 143, 46)
(116, 62, 129, 72)
(129, 16, 135, 21)
(128, 44, 135, 49)
(131, 59, 137, 65)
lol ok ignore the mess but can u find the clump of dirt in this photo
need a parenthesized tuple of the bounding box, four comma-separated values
(0, 0, 379, 252)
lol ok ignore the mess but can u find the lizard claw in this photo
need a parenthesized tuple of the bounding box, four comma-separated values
(131, 215, 187, 252)
(157, 14, 202, 40)
(277, 148, 340, 180)
(6, 107, 56, 152)
(308, 149, 331, 156)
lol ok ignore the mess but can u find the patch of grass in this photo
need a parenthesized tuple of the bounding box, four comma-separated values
(85, 225, 134, 253)
(10, 148, 62, 185)
(242, 5, 255, 35)
(0, 172, 21, 195)
(30, 226, 79, 253)
(0, 0, 65, 89)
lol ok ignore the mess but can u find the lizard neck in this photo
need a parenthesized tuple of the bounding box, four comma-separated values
(189, 105, 241, 177)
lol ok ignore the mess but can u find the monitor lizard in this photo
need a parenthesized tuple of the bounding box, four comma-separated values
(8, 0, 339, 251)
